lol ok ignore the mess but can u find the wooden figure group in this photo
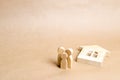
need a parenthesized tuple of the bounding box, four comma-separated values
(57, 47, 73, 69)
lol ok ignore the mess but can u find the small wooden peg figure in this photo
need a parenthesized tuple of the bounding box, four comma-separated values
(57, 46, 65, 67)
(66, 48, 73, 69)
(60, 53, 68, 69)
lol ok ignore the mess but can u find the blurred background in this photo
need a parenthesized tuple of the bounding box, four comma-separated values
(0, 0, 120, 80)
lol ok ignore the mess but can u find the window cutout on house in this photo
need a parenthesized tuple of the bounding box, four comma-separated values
(93, 51, 98, 58)
(86, 51, 93, 56)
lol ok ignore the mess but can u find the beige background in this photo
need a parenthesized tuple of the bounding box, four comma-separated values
(0, 0, 120, 80)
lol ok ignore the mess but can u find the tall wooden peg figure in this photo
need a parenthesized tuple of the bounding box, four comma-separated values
(57, 46, 65, 67)
(66, 48, 73, 69)
(60, 53, 68, 69)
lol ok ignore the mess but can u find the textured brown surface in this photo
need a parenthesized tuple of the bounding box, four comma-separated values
(0, 0, 120, 80)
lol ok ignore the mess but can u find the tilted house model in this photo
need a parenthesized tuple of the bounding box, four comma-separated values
(77, 45, 110, 66)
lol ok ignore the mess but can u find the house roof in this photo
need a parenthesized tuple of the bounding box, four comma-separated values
(80, 45, 110, 54)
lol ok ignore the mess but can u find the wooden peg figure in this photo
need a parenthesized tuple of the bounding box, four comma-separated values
(57, 46, 65, 67)
(60, 53, 68, 69)
(65, 48, 73, 69)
